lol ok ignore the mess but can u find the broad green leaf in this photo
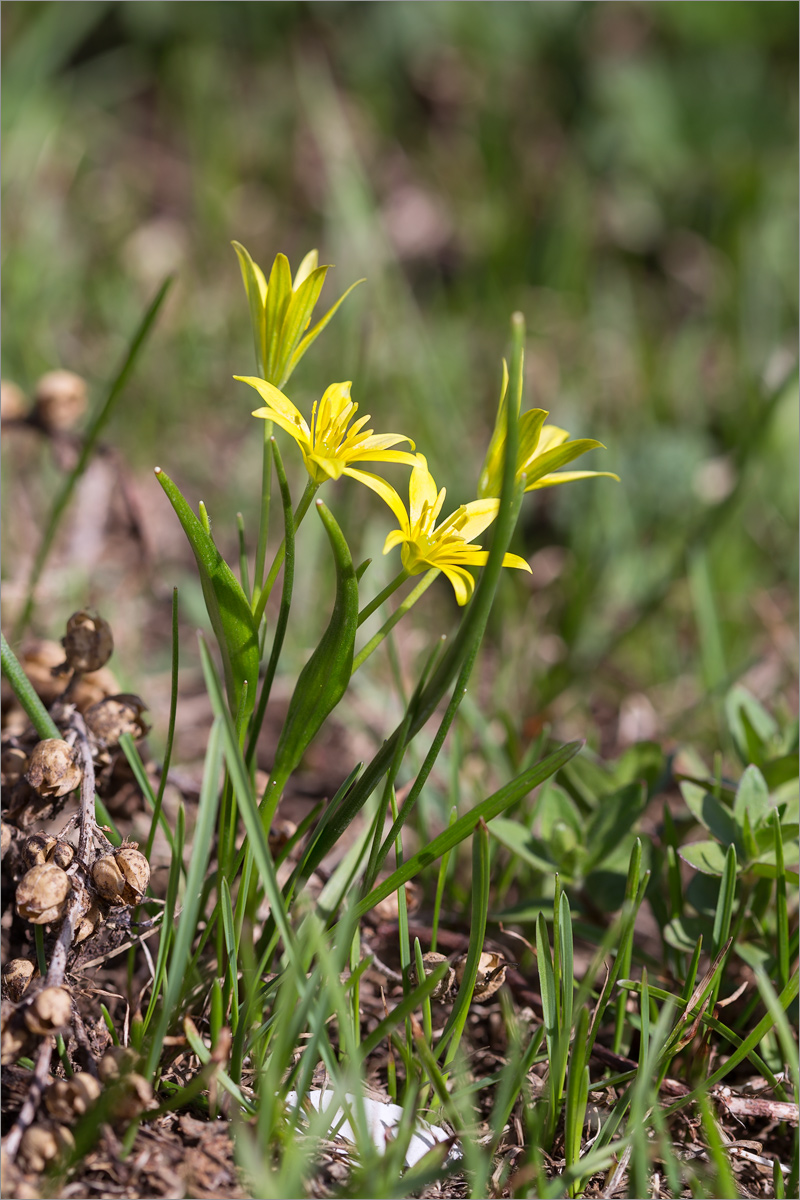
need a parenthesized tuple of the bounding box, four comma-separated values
(538, 781, 583, 841)
(733, 764, 771, 829)
(584, 781, 647, 872)
(268, 501, 358, 803)
(762, 753, 800, 792)
(488, 817, 560, 876)
(156, 468, 258, 722)
(680, 780, 738, 848)
(664, 915, 714, 954)
(678, 839, 729, 876)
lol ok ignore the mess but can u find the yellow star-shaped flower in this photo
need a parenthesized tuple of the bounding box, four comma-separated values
(235, 376, 418, 485)
(348, 455, 531, 606)
(478, 363, 619, 499)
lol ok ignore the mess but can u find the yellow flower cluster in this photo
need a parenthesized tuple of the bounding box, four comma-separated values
(235, 244, 616, 604)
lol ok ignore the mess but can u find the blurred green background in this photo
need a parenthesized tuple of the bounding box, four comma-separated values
(2, 1, 797, 756)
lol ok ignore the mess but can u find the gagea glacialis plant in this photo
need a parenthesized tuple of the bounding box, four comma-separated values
(155, 238, 618, 904)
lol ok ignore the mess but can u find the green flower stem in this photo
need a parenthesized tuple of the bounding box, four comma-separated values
(252, 478, 318, 630)
(1, 632, 61, 740)
(356, 568, 411, 627)
(352, 569, 438, 673)
(250, 419, 273, 612)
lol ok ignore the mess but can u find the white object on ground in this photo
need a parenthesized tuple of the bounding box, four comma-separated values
(285, 1089, 460, 1168)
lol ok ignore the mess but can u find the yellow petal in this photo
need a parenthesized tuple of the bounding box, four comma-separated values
(408, 456, 440, 528)
(342, 467, 411, 531)
(235, 375, 308, 430)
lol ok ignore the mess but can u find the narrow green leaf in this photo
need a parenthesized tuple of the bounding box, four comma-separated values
(733, 764, 772, 828)
(773, 810, 790, 990)
(144, 719, 223, 1078)
(438, 818, 491, 1066)
(351, 741, 582, 923)
(155, 467, 259, 722)
(266, 500, 358, 814)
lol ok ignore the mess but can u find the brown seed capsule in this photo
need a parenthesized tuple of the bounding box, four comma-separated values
(24, 985, 72, 1035)
(92, 853, 125, 902)
(1, 1003, 35, 1065)
(110, 1072, 155, 1122)
(2, 959, 36, 1003)
(408, 952, 456, 1001)
(74, 901, 105, 945)
(63, 611, 114, 674)
(25, 739, 82, 800)
(18, 1124, 61, 1173)
(44, 1072, 102, 1123)
(23, 832, 58, 868)
(454, 951, 508, 1001)
(16, 862, 72, 925)
(97, 1044, 138, 1083)
(50, 839, 76, 869)
(17, 1121, 74, 1173)
(115, 846, 150, 903)
(93, 845, 149, 905)
(32, 368, 88, 433)
(84, 694, 149, 747)
(1, 744, 29, 788)
(0, 378, 28, 422)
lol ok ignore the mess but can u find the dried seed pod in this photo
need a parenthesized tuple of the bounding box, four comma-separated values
(1, 378, 28, 421)
(2, 959, 36, 1003)
(84, 694, 149, 747)
(408, 952, 455, 1001)
(25, 739, 82, 800)
(74, 901, 105, 945)
(44, 1072, 102, 1122)
(92, 845, 149, 905)
(1, 1003, 34, 1065)
(1, 744, 29, 788)
(16, 862, 72, 925)
(110, 1072, 155, 1122)
(17, 1122, 74, 1172)
(91, 853, 125, 902)
(23, 832, 58, 868)
(32, 368, 88, 433)
(24, 985, 72, 1035)
(454, 951, 509, 1002)
(62, 611, 114, 674)
(97, 1044, 138, 1083)
(115, 845, 150, 902)
(1, 821, 13, 860)
(50, 839, 76, 869)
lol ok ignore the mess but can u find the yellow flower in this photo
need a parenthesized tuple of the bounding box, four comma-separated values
(232, 242, 362, 387)
(236, 376, 418, 485)
(478, 362, 619, 499)
(347, 455, 532, 606)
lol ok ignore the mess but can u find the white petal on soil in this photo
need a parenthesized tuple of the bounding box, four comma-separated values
(285, 1089, 460, 1168)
